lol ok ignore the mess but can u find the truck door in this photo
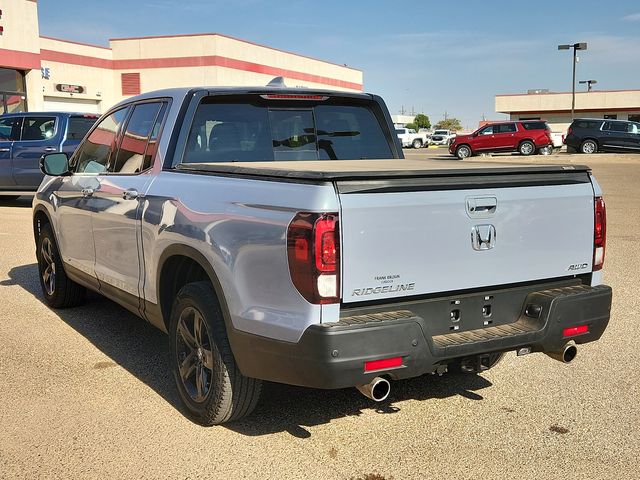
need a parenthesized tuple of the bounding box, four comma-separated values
(55, 108, 130, 284)
(601, 121, 628, 149)
(0, 116, 21, 189)
(12, 115, 60, 189)
(473, 124, 496, 151)
(90, 101, 166, 314)
(494, 123, 518, 149)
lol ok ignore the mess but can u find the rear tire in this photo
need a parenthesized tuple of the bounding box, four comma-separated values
(519, 140, 535, 156)
(538, 145, 553, 155)
(412, 139, 423, 149)
(580, 139, 598, 154)
(169, 281, 262, 425)
(36, 224, 86, 308)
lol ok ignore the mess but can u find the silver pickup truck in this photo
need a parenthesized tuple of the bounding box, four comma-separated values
(33, 84, 612, 425)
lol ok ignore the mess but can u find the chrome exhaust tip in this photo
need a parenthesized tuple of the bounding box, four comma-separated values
(546, 343, 578, 364)
(356, 377, 391, 402)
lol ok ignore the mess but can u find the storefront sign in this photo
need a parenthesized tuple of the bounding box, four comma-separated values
(55, 84, 85, 94)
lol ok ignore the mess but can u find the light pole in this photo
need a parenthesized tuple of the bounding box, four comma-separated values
(558, 42, 587, 119)
(579, 79, 597, 92)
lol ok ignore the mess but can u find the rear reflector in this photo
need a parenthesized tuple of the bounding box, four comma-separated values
(364, 357, 402, 372)
(563, 325, 589, 337)
(261, 94, 329, 101)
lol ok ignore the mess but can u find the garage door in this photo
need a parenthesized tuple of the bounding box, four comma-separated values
(43, 97, 102, 114)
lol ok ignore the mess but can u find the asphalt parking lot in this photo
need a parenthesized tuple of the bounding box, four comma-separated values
(1, 151, 639, 480)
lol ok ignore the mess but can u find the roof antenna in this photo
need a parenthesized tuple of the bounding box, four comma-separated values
(267, 76, 287, 88)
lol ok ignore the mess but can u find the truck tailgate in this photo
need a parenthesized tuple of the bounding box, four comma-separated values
(338, 173, 595, 304)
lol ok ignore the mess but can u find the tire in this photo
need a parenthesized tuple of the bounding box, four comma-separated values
(36, 224, 86, 308)
(580, 139, 598, 154)
(456, 145, 472, 159)
(169, 281, 262, 425)
(412, 139, 423, 149)
(538, 145, 553, 155)
(519, 140, 535, 156)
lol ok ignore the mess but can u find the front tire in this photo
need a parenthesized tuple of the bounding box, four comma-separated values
(580, 139, 598, 154)
(36, 224, 86, 308)
(456, 145, 472, 159)
(519, 140, 535, 156)
(169, 281, 262, 425)
(412, 139, 423, 149)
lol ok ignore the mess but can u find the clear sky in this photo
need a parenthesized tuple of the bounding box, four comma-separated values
(38, 0, 640, 129)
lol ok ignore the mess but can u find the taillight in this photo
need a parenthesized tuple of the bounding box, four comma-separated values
(593, 196, 606, 271)
(287, 212, 340, 304)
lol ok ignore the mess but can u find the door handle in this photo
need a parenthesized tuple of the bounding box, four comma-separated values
(122, 189, 141, 200)
(0, 148, 10, 153)
(44, 147, 57, 152)
(81, 188, 94, 198)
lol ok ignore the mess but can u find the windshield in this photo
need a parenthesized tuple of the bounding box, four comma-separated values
(182, 96, 393, 163)
(434, 130, 448, 135)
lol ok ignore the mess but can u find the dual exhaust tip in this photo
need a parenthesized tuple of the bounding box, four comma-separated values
(356, 344, 577, 402)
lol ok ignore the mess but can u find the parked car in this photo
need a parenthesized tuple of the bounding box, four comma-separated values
(34, 85, 611, 425)
(564, 118, 640, 154)
(0, 112, 98, 199)
(429, 129, 456, 146)
(395, 127, 429, 148)
(449, 120, 553, 159)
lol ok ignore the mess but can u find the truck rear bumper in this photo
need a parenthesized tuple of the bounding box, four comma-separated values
(231, 283, 612, 389)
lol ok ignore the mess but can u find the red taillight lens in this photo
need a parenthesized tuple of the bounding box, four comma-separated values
(287, 212, 340, 304)
(563, 325, 589, 337)
(593, 196, 606, 271)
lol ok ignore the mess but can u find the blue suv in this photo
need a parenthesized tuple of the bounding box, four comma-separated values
(0, 112, 98, 199)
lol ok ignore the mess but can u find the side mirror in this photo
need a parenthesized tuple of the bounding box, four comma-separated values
(40, 153, 70, 176)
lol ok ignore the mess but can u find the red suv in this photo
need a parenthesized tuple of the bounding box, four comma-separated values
(449, 120, 553, 159)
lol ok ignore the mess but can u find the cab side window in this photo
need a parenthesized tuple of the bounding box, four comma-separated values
(73, 108, 129, 174)
(479, 125, 494, 135)
(21, 117, 57, 140)
(0, 117, 21, 141)
(112, 102, 165, 174)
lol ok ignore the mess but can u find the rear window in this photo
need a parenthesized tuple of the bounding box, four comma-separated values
(573, 120, 603, 130)
(521, 121, 548, 131)
(67, 116, 98, 140)
(182, 96, 393, 163)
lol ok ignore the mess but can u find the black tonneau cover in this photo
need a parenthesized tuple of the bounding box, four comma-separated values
(176, 159, 591, 185)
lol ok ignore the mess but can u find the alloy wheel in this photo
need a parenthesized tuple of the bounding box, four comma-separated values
(40, 237, 56, 296)
(175, 306, 214, 403)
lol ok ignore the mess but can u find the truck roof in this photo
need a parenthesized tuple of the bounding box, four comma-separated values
(113, 86, 375, 109)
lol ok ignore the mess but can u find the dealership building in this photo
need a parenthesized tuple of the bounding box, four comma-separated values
(0, 0, 363, 115)
(496, 89, 640, 132)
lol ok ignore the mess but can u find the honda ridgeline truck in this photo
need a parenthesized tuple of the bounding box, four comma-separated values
(33, 83, 612, 425)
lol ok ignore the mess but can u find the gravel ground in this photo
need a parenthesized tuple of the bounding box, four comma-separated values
(1, 152, 638, 480)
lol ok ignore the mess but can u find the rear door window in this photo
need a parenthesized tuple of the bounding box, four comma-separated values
(21, 116, 57, 140)
(495, 123, 517, 133)
(67, 116, 98, 140)
(112, 102, 164, 173)
(182, 96, 393, 163)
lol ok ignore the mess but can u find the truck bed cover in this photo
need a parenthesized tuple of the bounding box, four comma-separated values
(176, 159, 590, 184)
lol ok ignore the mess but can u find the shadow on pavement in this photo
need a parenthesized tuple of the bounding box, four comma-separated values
(4, 262, 493, 437)
(0, 196, 33, 208)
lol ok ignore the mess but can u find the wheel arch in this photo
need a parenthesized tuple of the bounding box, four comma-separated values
(156, 244, 233, 336)
(456, 143, 473, 156)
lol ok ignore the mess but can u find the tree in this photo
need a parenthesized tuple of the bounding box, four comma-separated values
(413, 114, 431, 130)
(434, 117, 463, 131)
(405, 122, 418, 131)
